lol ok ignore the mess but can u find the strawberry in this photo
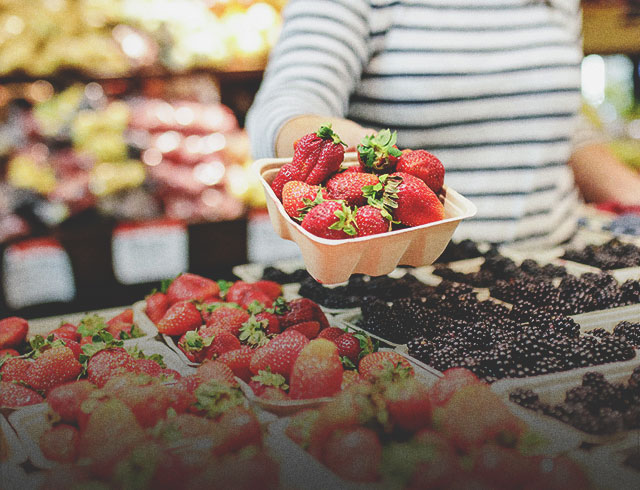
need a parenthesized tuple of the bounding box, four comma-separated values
(145, 291, 170, 324)
(0, 357, 31, 383)
(105, 309, 137, 339)
(289, 338, 343, 399)
(249, 368, 289, 398)
(287, 321, 321, 339)
(390, 172, 445, 226)
(0, 348, 19, 358)
(334, 332, 374, 365)
(355, 205, 390, 236)
(106, 375, 174, 428)
(280, 298, 330, 330)
(326, 172, 379, 207)
(178, 330, 213, 363)
(294, 124, 346, 185)
(25, 345, 82, 393)
(50, 323, 80, 342)
(86, 348, 136, 388)
(396, 149, 445, 194)
(211, 406, 263, 456)
(301, 200, 357, 239)
(317, 326, 345, 342)
(39, 424, 79, 464)
(47, 380, 96, 423)
(195, 359, 237, 386)
(0, 316, 28, 349)
(238, 289, 274, 309)
(226, 281, 254, 304)
(157, 300, 203, 336)
(357, 129, 402, 173)
(217, 346, 254, 382)
(238, 316, 272, 348)
(472, 444, 538, 490)
(358, 351, 414, 381)
(271, 161, 303, 200)
(254, 280, 283, 301)
(166, 273, 220, 305)
(60, 339, 82, 360)
(205, 306, 250, 336)
(429, 367, 481, 407)
(322, 427, 382, 483)
(249, 329, 309, 379)
(0, 381, 43, 407)
(205, 330, 242, 359)
(108, 308, 134, 325)
(282, 181, 327, 220)
(383, 377, 432, 431)
(255, 311, 280, 335)
(407, 431, 460, 490)
(133, 358, 164, 377)
(341, 369, 364, 390)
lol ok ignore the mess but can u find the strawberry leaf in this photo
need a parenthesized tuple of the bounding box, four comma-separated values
(296, 189, 325, 222)
(204, 302, 243, 313)
(266, 297, 289, 315)
(217, 279, 233, 298)
(316, 123, 346, 146)
(119, 323, 144, 341)
(160, 278, 174, 294)
(127, 345, 167, 368)
(181, 330, 214, 353)
(251, 368, 288, 390)
(77, 314, 108, 338)
(340, 356, 356, 369)
(247, 301, 265, 315)
(239, 317, 270, 347)
(194, 380, 244, 419)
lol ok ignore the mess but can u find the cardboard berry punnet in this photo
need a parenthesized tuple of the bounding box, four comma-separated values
(254, 153, 476, 284)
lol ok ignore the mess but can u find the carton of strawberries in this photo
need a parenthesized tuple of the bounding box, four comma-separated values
(254, 125, 476, 283)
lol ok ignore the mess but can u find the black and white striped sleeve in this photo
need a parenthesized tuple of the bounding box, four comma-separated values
(246, 0, 372, 158)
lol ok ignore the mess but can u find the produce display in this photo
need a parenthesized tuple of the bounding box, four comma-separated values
(270, 125, 447, 239)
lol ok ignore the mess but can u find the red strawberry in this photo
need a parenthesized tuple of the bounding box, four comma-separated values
(326, 172, 379, 207)
(217, 346, 254, 382)
(301, 200, 357, 240)
(355, 205, 390, 236)
(289, 338, 343, 399)
(205, 330, 242, 359)
(166, 273, 220, 305)
(282, 181, 327, 220)
(253, 280, 283, 301)
(47, 380, 96, 423)
(226, 281, 254, 304)
(287, 321, 321, 339)
(294, 124, 346, 185)
(211, 406, 263, 456)
(255, 311, 280, 335)
(271, 161, 303, 200)
(429, 367, 481, 407)
(396, 149, 445, 194)
(334, 332, 374, 364)
(60, 339, 82, 360)
(249, 329, 309, 379)
(249, 368, 289, 398)
(317, 326, 345, 342)
(25, 346, 82, 393)
(357, 129, 402, 173)
(238, 289, 273, 309)
(383, 377, 432, 431)
(0, 317, 28, 349)
(157, 301, 202, 336)
(0, 357, 31, 383)
(134, 358, 164, 377)
(50, 323, 80, 342)
(194, 359, 237, 386)
(145, 291, 170, 324)
(341, 369, 363, 390)
(39, 424, 79, 464)
(205, 306, 250, 337)
(105, 309, 136, 339)
(322, 427, 382, 483)
(0, 348, 19, 358)
(87, 348, 136, 388)
(106, 376, 174, 429)
(0, 381, 43, 408)
(280, 298, 330, 330)
(108, 309, 134, 325)
(390, 172, 445, 227)
(358, 351, 414, 381)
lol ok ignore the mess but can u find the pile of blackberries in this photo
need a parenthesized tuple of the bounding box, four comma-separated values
(562, 238, 640, 270)
(433, 239, 492, 263)
(261, 266, 312, 284)
(510, 369, 640, 435)
(297, 273, 436, 309)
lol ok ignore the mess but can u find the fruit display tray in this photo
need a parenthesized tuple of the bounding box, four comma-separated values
(253, 153, 477, 284)
(8, 403, 58, 470)
(27, 304, 158, 342)
(1, 413, 27, 466)
(490, 359, 640, 449)
(572, 304, 640, 334)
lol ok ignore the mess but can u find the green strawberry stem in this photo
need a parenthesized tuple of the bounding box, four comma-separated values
(363, 174, 401, 222)
(316, 123, 346, 146)
(329, 202, 357, 236)
(295, 189, 326, 222)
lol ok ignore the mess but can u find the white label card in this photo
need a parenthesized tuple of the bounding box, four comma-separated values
(112, 221, 188, 285)
(2, 239, 76, 309)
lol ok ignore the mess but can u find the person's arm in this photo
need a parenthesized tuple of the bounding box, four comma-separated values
(568, 142, 640, 206)
(245, 0, 372, 159)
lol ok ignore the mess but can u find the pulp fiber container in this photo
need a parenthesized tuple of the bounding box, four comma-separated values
(253, 154, 477, 284)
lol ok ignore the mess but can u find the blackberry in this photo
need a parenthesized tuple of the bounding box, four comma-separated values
(511, 334, 549, 364)
(591, 336, 635, 364)
(581, 371, 608, 390)
(509, 299, 537, 323)
(531, 357, 562, 376)
(623, 406, 640, 429)
(627, 366, 640, 392)
(540, 263, 568, 279)
(620, 280, 640, 304)
(589, 328, 611, 339)
(435, 280, 474, 298)
(613, 321, 640, 346)
(481, 254, 518, 280)
(596, 407, 624, 435)
(476, 300, 510, 322)
(551, 316, 580, 338)
(407, 337, 437, 364)
(581, 272, 618, 289)
(429, 346, 465, 372)
(568, 410, 601, 434)
(460, 322, 492, 351)
(509, 388, 540, 408)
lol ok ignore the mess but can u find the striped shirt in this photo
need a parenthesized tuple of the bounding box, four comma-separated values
(246, 0, 589, 246)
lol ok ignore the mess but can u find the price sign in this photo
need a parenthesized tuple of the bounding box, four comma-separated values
(2, 238, 76, 309)
(112, 219, 188, 285)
